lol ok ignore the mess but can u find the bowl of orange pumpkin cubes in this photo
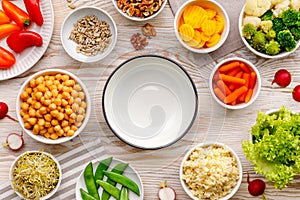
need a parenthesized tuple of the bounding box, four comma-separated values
(209, 57, 261, 109)
(174, 0, 230, 53)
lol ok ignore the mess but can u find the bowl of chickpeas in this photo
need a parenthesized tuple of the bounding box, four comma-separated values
(16, 69, 91, 144)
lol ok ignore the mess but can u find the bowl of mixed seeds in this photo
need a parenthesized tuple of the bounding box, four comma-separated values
(60, 6, 117, 62)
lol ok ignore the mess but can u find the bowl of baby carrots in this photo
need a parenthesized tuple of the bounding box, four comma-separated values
(209, 57, 261, 109)
(174, 0, 230, 53)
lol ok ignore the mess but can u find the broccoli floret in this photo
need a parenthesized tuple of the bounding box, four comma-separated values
(250, 31, 267, 52)
(290, 26, 300, 41)
(277, 30, 297, 51)
(260, 20, 273, 33)
(272, 18, 287, 33)
(260, 10, 274, 21)
(242, 23, 257, 39)
(265, 40, 281, 55)
(266, 29, 276, 40)
(279, 8, 300, 27)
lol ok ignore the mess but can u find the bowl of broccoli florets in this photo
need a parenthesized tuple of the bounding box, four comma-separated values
(239, 0, 300, 59)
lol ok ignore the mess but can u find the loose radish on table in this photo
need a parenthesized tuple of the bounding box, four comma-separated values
(0, 102, 18, 122)
(271, 69, 291, 88)
(247, 172, 266, 197)
(4, 132, 24, 151)
(158, 181, 176, 200)
(292, 85, 300, 102)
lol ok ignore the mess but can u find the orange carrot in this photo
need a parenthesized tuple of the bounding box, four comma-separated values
(224, 86, 248, 104)
(231, 100, 237, 106)
(220, 74, 246, 85)
(245, 89, 253, 103)
(226, 67, 241, 76)
(216, 80, 231, 95)
(214, 87, 225, 101)
(240, 62, 252, 73)
(228, 71, 244, 90)
(238, 73, 250, 102)
(218, 61, 240, 73)
(249, 72, 256, 89)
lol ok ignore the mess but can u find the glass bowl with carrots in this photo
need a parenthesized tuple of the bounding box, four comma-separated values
(174, 0, 230, 53)
(209, 57, 261, 109)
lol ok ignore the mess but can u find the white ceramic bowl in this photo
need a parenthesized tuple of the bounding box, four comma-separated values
(209, 57, 261, 109)
(16, 69, 91, 144)
(112, 0, 167, 21)
(103, 55, 198, 149)
(174, 0, 230, 53)
(61, 6, 117, 62)
(180, 142, 243, 200)
(10, 151, 62, 200)
(239, 5, 300, 59)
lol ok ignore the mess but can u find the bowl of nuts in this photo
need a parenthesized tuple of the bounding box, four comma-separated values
(61, 6, 117, 62)
(16, 69, 91, 144)
(112, 0, 167, 21)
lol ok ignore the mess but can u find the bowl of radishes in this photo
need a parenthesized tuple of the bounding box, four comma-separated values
(180, 142, 242, 200)
(16, 69, 91, 144)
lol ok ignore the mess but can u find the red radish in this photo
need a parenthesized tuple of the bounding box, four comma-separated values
(158, 181, 176, 200)
(271, 69, 291, 87)
(247, 172, 266, 196)
(0, 102, 18, 122)
(5, 132, 24, 151)
(292, 85, 300, 102)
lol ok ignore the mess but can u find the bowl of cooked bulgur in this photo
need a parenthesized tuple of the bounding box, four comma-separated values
(180, 142, 242, 200)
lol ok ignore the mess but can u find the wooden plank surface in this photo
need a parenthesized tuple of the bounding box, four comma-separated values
(1, 0, 300, 199)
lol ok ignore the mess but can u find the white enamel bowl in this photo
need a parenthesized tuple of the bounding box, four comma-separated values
(61, 6, 117, 62)
(10, 151, 62, 200)
(239, 5, 300, 59)
(103, 55, 198, 149)
(174, 0, 230, 53)
(16, 69, 91, 144)
(180, 142, 243, 200)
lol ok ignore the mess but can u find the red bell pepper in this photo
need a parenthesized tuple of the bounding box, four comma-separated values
(0, 24, 21, 40)
(24, 0, 43, 26)
(6, 30, 43, 53)
(0, 46, 16, 69)
(0, 10, 10, 25)
(2, 0, 31, 28)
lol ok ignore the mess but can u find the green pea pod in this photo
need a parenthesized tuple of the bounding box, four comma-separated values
(83, 162, 100, 200)
(102, 162, 128, 200)
(96, 180, 121, 199)
(103, 170, 140, 196)
(95, 157, 113, 189)
(80, 188, 97, 200)
(120, 187, 129, 200)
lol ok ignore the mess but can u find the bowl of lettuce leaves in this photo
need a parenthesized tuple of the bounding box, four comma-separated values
(239, 0, 300, 59)
(242, 106, 300, 189)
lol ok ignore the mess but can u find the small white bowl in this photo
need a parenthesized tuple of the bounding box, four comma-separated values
(10, 151, 62, 200)
(103, 55, 198, 149)
(16, 69, 91, 144)
(239, 5, 300, 59)
(209, 57, 261, 109)
(180, 142, 243, 200)
(61, 6, 117, 62)
(112, 0, 167, 21)
(174, 0, 230, 53)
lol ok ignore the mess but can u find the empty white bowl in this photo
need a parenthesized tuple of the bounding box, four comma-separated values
(61, 6, 117, 62)
(103, 55, 198, 149)
(112, 0, 167, 21)
(10, 151, 62, 200)
(16, 69, 91, 144)
(209, 57, 261, 109)
(239, 5, 300, 59)
(174, 0, 230, 53)
(180, 142, 242, 200)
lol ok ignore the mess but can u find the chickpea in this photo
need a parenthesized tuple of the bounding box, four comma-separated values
(38, 118, 45, 126)
(54, 125, 61, 132)
(65, 108, 73, 115)
(34, 102, 42, 110)
(78, 107, 85, 115)
(76, 114, 85, 123)
(39, 106, 47, 115)
(62, 92, 70, 100)
(55, 73, 62, 80)
(44, 114, 52, 121)
(63, 126, 70, 133)
(29, 79, 36, 88)
(24, 122, 32, 130)
(57, 112, 64, 121)
(65, 79, 75, 87)
(27, 97, 33, 105)
(71, 125, 78, 131)
(80, 102, 87, 109)
(28, 108, 36, 117)
(72, 90, 78, 98)
(57, 84, 63, 91)
(50, 133, 58, 140)
(28, 118, 37, 125)
(54, 98, 62, 106)
(61, 120, 68, 127)
(21, 102, 29, 111)
(25, 87, 33, 94)
(72, 103, 79, 112)
(45, 121, 51, 128)
(44, 91, 52, 99)
(45, 79, 53, 87)
(78, 92, 85, 100)
(40, 129, 47, 135)
(74, 84, 82, 91)
(32, 124, 39, 134)
(20, 110, 26, 117)
(37, 84, 46, 92)
(49, 103, 57, 111)
(43, 99, 51, 106)
(68, 97, 74, 105)
(51, 89, 59, 97)
(44, 132, 50, 138)
(74, 97, 81, 105)
(53, 79, 60, 86)
(62, 99, 68, 107)
(35, 76, 44, 85)
(23, 114, 30, 122)
(35, 91, 43, 100)
(67, 130, 75, 137)
(70, 113, 77, 119)
(35, 110, 43, 118)
(50, 110, 59, 117)
(20, 91, 29, 100)
(57, 129, 64, 137)
(61, 74, 69, 81)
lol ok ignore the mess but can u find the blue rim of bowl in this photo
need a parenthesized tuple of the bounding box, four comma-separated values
(102, 55, 198, 150)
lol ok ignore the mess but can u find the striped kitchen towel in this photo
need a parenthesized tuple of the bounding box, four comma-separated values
(0, 139, 107, 200)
